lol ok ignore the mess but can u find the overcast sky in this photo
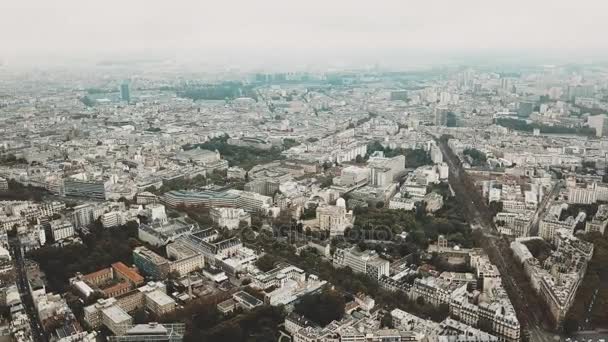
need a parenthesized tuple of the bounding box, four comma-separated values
(2, 0, 608, 67)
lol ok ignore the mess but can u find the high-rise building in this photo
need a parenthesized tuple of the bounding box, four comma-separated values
(120, 82, 130, 103)
(390, 90, 408, 101)
(430, 145, 443, 164)
(72, 203, 95, 229)
(517, 101, 534, 118)
(567, 85, 594, 101)
(587, 114, 608, 137)
(434, 107, 448, 126)
(50, 220, 75, 241)
(368, 153, 406, 187)
(500, 77, 510, 91)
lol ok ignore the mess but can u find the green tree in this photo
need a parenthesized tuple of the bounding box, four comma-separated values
(300, 204, 318, 220)
(294, 288, 345, 326)
(562, 316, 579, 335)
(463, 148, 487, 166)
(380, 313, 394, 328)
(255, 254, 280, 272)
(282, 138, 299, 150)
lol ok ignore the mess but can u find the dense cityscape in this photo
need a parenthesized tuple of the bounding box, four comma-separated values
(2, 1, 608, 342)
(1, 62, 608, 342)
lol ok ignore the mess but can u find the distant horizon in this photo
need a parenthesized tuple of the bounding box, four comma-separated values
(3, 0, 608, 70)
(3, 47, 608, 72)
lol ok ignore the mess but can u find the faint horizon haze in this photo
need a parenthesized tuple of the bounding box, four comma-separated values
(2, 0, 608, 68)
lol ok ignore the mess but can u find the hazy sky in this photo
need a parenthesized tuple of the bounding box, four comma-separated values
(2, 0, 608, 66)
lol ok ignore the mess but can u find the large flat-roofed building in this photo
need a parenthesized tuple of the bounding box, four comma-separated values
(226, 189, 273, 212)
(368, 152, 405, 187)
(136, 192, 158, 205)
(102, 305, 133, 335)
(84, 297, 133, 335)
(333, 247, 389, 280)
(138, 218, 197, 247)
(64, 178, 107, 199)
(251, 263, 305, 290)
(172, 231, 243, 267)
(244, 179, 281, 197)
(85, 282, 175, 335)
(161, 190, 238, 208)
(115, 290, 145, 314)
(133, 246, 170, 280)
(216, 290, 265, 314)
(335, 165, 369, 188)
(84, 298, 117, 329)
(232, 291, 263, 310)
(108, 323, 186, 342)
(166, 247, 204, 277)
(144, 290, 176, 316)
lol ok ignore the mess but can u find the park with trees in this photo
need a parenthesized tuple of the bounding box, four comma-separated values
(496, 118, 596, 137)
(366, 141, 432, 168)
(28, 221, 141, 292)
(182, 134, 286, 171)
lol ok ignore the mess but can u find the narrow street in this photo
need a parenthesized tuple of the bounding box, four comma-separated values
(437, 137, 561, 342)
(581, 288, 600, 331)
(527, 181, 562, 237)
(9, 237, 48, 342)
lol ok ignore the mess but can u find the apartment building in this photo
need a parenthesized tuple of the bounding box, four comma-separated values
(333, 247, 389, 280)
